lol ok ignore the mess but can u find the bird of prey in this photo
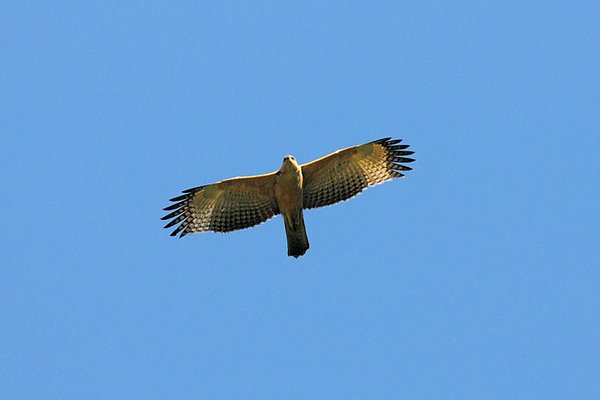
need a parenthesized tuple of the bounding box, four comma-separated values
(162, 137, 415, 257)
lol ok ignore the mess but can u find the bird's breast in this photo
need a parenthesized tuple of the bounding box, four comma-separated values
(274, 168, 303, 212)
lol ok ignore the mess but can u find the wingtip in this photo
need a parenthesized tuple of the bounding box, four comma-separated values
(372, 137, 392, 144)
(182, 185, 204, 193)
(164, 219, 179, 229)
(169, 194, 188, 202)
(164, 201, 186, 211)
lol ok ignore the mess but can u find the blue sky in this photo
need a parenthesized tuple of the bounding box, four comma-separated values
(2, 1, 599, 398)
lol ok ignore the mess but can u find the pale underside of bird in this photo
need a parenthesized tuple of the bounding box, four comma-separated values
(162, 137, 415, 257)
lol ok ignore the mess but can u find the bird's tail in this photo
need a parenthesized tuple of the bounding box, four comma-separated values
(284, 211, 310, 258)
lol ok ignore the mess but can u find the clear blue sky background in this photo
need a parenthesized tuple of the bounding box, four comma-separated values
(2, 2, 599, 399)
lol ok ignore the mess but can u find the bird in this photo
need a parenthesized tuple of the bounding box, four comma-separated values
(162, 137, 415, 257)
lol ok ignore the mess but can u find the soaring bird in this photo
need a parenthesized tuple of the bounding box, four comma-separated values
(162, 137, 415, 257)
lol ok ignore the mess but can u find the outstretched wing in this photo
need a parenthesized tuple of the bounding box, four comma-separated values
(162, 173, 279, 237)
(301, 137, 415, 209)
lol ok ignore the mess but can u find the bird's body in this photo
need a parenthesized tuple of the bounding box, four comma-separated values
(162, 137, 414, 257)
(274, 156, 309, 257)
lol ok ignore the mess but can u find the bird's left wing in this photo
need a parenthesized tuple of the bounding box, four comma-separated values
(301, 137, 415, 209)
(162, 173, 279, 237)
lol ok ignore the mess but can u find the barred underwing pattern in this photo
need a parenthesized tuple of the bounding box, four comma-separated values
(301, 137, 414, 209)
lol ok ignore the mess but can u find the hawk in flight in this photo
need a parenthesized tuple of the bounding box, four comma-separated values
(162, 137, 415, 257)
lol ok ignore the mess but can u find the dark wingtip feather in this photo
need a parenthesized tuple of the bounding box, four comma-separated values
(183, 185, 204, 193)
(163, 185, 204, 237)
(386, 139, 403, 145)
(373, 137, 392, 144)
(163, 201, 186, 211)
(375, 137, 415, 177)
(389, 144, 410, 150)
(163, 219, 180, 229)
(171, 223, 187, 237)
(162, 208, 185, 221)
(169, 194, 188, 202)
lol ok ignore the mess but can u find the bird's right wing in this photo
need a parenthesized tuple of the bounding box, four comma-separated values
(162, 173, 279, 237)
(301, 137, 415, 209)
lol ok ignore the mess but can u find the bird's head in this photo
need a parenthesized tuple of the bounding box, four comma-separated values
(279, 155, 299, 172)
